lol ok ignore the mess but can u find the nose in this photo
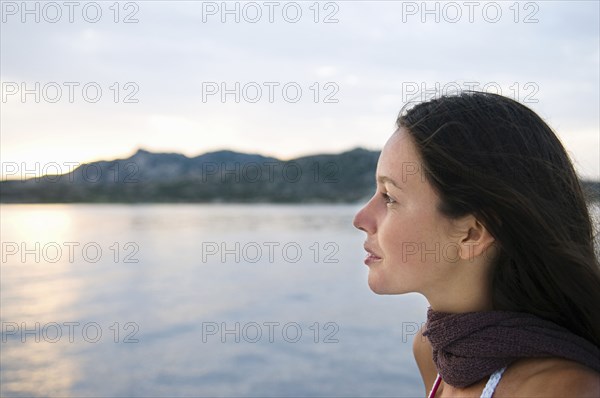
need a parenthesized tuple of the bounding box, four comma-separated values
(352, 209, 363, 231)
(353, 200, 374, 234)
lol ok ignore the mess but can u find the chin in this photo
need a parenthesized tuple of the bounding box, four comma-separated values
(368, 273, 396, 295)
(368, 282, 385, 294)
(368, 271, 413, 295)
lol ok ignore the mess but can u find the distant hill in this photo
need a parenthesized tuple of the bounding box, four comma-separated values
(0, 148, 598, 203)
(0, 148, 380, 203)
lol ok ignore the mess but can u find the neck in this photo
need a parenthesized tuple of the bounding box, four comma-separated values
(427, 293, 493, 314)
(423, 259, 494, 314)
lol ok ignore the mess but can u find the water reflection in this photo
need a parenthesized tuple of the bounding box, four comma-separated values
(2, 205, 84, 396)
(5, 203, 415, 397)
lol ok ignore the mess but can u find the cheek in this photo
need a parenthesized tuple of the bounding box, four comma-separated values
(370, 219, 432, 295)
(379, 211, 442, 264)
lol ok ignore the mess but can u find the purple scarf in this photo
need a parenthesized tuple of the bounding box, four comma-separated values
(423, 307, 600, 388)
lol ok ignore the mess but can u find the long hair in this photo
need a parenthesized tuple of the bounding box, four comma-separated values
(397, 91, 600, 347)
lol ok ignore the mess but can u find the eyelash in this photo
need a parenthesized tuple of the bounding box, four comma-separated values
(381, 192, 396, 205)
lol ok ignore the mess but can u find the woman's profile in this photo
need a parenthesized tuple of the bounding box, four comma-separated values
(352, 91, 600, 397)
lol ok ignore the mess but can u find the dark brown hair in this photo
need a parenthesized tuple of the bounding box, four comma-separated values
(397, 91, 600, 347)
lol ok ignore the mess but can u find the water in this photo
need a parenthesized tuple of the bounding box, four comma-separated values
(0, 204, 429, 397)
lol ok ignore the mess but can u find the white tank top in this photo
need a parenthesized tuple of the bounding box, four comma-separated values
(480, 367, 506, 397)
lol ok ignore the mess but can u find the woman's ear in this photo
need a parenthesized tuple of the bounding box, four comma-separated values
(455, 216, 496, 261)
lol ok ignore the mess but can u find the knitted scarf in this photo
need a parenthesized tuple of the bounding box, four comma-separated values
(423, 307, 600, 388)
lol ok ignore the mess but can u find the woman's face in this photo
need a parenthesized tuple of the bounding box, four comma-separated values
(353, 128, 461, 295)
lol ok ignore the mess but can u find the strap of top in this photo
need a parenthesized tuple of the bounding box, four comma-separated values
(427, 374, 442, 398)
(480, 367, 507, 398)
(428, 367, 506, 398)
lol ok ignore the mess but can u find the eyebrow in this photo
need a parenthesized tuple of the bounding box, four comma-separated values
(377, 175, 402, 189)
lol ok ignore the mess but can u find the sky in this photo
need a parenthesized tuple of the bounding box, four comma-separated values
(1, 0, 599, 180)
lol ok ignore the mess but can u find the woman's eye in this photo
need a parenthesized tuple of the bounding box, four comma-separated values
(381, 192, 396, 204)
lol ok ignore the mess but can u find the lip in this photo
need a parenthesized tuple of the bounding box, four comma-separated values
(363, 243, 383, 265)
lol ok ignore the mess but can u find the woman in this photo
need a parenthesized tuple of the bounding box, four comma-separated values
(352, 91, 600, 397)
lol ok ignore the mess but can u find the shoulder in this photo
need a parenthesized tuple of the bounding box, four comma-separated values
(503, 358, 600, 397)
(413, 323, 437, 394)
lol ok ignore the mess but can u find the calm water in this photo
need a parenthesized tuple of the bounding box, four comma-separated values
(0, 204, 430, 397)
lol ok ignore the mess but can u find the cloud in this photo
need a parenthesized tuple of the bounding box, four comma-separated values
(1, 1, 598, 179)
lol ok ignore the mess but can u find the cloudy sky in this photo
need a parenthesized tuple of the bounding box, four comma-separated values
(1, 0, 599, 179)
